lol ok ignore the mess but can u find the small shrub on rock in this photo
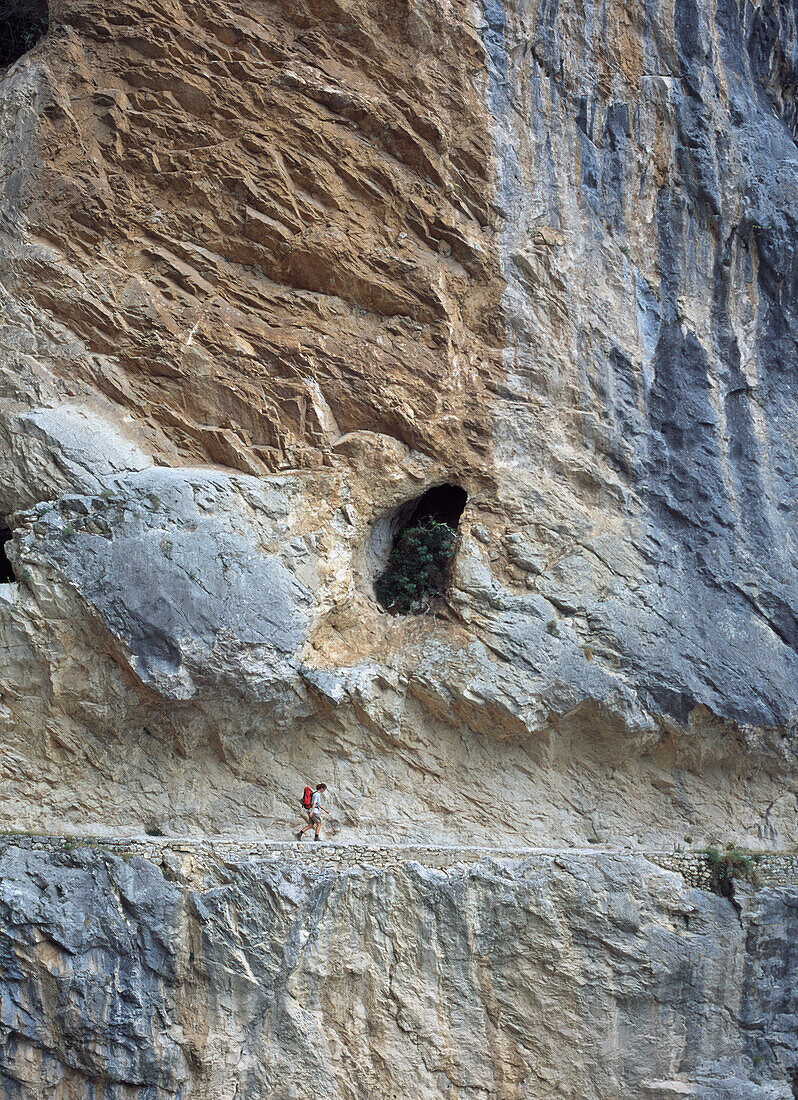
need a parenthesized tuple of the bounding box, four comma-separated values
(375, 518, 457, 613)
(0, 0, 48, 68)
(702, 846, 760, 897)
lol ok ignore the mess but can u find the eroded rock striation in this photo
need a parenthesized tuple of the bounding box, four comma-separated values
(0, 0, 796, 846)
(2, 844, 798, 1099)
(1, 0, 798, 1092)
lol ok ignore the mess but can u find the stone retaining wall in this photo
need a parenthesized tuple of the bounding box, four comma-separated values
(647, 850, 798, 888)
(2, 834, 797, 890)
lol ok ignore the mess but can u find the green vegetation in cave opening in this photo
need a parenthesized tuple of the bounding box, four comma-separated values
(375, 517, 458, 613)
(374, 482, 467, 614)
(702, 846, 760, 897)
(0, 0, 48, 68)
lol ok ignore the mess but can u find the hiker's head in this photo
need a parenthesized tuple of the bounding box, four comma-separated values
(317, 783, 327, 791)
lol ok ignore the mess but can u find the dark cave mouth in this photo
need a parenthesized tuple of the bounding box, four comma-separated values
(0, 0, 48, 68)
(374, 484, 468, 614)
(0, 525, 15, 584)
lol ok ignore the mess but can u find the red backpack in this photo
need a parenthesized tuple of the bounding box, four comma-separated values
(301, 786, 313, 811)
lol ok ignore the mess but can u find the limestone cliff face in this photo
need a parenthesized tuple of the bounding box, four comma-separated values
(7, 4, 798, 1095)
(1, 0, 797, 848)
(2, 844, 798, 1100)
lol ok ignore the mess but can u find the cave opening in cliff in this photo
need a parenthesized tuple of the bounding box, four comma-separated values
(0, 0, 48, 68)
(0, 525, 15, 584)
(374, 484, 467, 614)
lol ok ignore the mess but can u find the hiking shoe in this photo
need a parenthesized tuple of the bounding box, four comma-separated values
(297, 831, 304, 841)
(314, 835, 321, 841)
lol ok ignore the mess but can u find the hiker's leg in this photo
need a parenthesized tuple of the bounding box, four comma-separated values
(314, 822, 321, 838)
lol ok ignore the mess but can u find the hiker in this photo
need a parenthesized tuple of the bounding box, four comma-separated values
(298, 783, 328, 841)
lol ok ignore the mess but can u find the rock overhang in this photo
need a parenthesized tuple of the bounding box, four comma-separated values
(0, 0, 795, 846)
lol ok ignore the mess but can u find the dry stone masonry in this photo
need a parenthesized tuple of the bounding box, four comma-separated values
(4, 834, 798, 890)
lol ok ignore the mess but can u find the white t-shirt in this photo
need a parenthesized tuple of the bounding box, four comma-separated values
(310, 791, 322, 814)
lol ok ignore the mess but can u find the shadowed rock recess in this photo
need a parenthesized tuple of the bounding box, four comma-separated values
(0, 0, 48, 68)
(1, 0, 798, 1095)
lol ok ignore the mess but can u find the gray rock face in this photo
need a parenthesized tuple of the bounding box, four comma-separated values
(2, 4, 798, 1094)
(1, 844, 797, 1099)
(479, 0, 798, 732)
(14, 467, 314, 702)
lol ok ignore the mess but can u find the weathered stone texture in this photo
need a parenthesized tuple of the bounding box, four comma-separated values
(2, 845, 798, 1099)
(480, 0, 798, 734)
(1, 1, 798, 832)
(4, 1, 798, 1093)
(19, 469, 315, 701)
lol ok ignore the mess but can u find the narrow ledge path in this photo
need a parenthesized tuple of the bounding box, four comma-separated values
(2, 833, 798, 890)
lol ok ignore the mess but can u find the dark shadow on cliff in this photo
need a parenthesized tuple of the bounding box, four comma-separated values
(0, 526, 14, 584)
(374, 484, 467, 613)
(0, 0, 48, 67)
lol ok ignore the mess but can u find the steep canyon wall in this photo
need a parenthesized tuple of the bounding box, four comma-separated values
(2, 844, 798, 1100)
(0, 0, 796, 846)
(2, 0, 798, 1095)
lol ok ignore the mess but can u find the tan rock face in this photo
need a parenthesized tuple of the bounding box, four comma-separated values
(7, 0, 503, 475)
(1, 0, 797, 848)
